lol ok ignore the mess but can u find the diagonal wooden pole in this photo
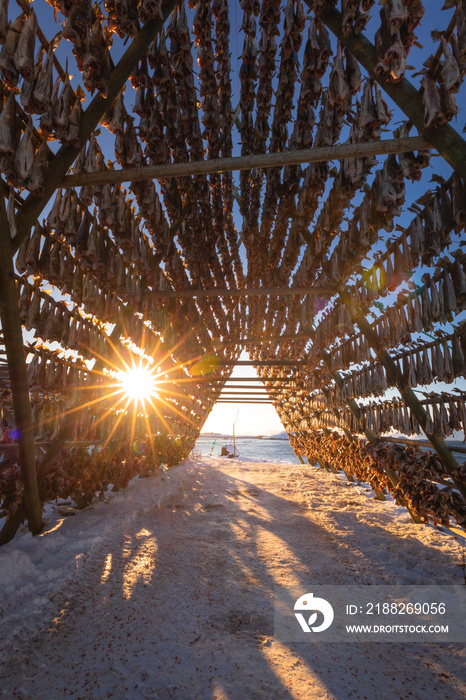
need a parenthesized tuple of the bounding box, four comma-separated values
(339, 290, 466, 502)
(0, 180, 42, 534)
(312, 4, 466, 179)
(319, 355, 427, 518)
(12, 0, 179, 254)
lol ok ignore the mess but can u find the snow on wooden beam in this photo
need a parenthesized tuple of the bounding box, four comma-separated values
(61, 137, 430, 188)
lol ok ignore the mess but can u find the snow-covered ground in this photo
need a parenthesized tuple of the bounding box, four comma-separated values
(0, 456, 465, 699)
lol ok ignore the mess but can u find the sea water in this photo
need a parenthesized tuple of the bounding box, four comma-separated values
(194, 436, 465, 466)
(194, 436, 301, 464)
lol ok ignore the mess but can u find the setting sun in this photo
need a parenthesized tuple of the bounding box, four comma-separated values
(118, 365, 157, 404)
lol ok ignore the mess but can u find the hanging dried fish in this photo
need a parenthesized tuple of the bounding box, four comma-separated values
(115, 0, 139, 38)
(26, 287, 41, 330)
(0, 93, 18, 162)
(440, 37, 462, 93)
(14, 115, 34, 183)
(443, 340, 454, 384)
(65, 96, 82, 148)
(95, 46, 112, 97)
(421, 72, 446, 128)
(450, 254, 466, 303)
(0, 0, 9, 44)
(451, 172, 466, 227)
(32, 43, 54, 114)
(139, 0, 163, 23)
(328, 43, 350, 113)
(28, 137, 48, 196)
(345, 47, 361, 95)
(374, 6, 406, 83)
(394, 122, 426, 181)
(40, 69, 61, 139)
(54, 68, 73, 141)
(14, 8, 37, 81)
(16, 228, 30, 274)
(108, 87, 127, 134)
(7, 187, 16, 238)
(443, 268, 457, 316)
(451, 332, 466, 377)
(62, 0, 91, 44)
(82, 17, 106, 93)
(0, 14, 24, 87)
(25, 224, 41, 272)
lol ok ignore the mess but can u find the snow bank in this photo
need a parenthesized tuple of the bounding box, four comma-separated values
(0, 457, 464, 699)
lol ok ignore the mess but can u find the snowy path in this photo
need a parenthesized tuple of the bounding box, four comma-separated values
(1, 457, 465, 699)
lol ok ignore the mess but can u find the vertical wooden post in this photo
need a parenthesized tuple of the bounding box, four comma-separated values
(1, 318, 136, 545)
(339, 290, 466, 502)
(0, 181, 42, 534)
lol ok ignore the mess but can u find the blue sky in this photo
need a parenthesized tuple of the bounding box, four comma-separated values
(8, 1, 466, 435)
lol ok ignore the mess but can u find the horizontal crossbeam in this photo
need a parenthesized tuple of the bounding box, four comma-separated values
(217, 360, 310, 367)
(219, 387, 289, 391)
(158, 377, 299, 383)
(216, 400, 274, 404)
(219, 393, 283, 397)
(208, 333, 312, 346)
(61, 136, 430, 187)
(152, 286, 331, 299)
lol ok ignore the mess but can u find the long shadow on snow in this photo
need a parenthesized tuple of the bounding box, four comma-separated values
(12, 459, 465, 700)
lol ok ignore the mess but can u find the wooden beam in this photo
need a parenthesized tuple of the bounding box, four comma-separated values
(0, 440, 102, 451)
(160, 377, 299, 383)
(152, 286, 331, 299)
(321, 352, 423, 517)
(317, 5, 466, 179)
(219, 393, 283, 397)
(207, 333, 312, 346)
(339, 290, 466, 502)
(12, 0, 180, 254)
(61, 136, 429, 188)
(216, 400, 274, 404)
(216, 360, 310, 366)
(0, 181, 42, 535)
(218, 387, 291, 392)
(380, 436, 466, 455)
